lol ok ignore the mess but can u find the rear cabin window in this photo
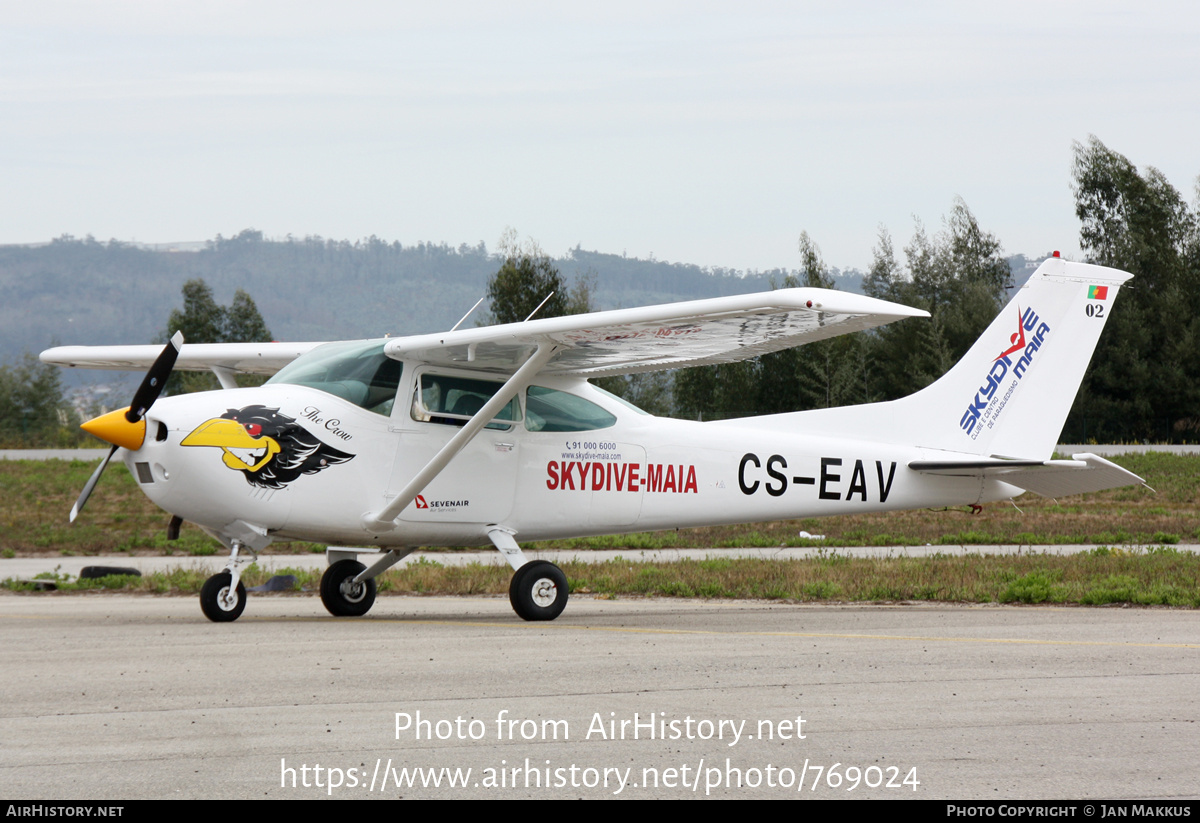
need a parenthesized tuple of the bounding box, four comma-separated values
(524, 386, 616, 432)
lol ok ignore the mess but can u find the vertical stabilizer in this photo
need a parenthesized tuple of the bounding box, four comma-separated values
(896, 256, 1132, 458)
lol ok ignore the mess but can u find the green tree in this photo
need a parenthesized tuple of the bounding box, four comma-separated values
(164, 279, 273, 394)
(674, 232, 869, 419)
(481, 230, 665, 409)
(226, 289, 273, 343)
(754, 244, 807, 416)
(1066, 136, 1200, 441)
(861, 225, 902, 299)
(890, 200, 1010, 363)
(672, 360, 758, 420)
(483, 229, 574, 325)
(863, 227, 953, 400)
(861, 200, 1007, 401)
(934, 199, 1012, 359)
(612, 371, 674, 416)
(792, 232, 870, 410)
(167, 280, 226, 346)
(0, 351, 81, 446)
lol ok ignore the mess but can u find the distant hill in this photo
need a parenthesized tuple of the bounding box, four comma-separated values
(1, 231, 1029, 384)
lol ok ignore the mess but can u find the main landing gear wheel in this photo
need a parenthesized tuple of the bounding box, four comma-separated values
(200, 573, 247, 623)
(509, 560, 568, 621)
(320, 559, 377, 617)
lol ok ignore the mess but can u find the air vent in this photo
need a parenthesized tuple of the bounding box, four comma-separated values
(135, 462, 154, 484)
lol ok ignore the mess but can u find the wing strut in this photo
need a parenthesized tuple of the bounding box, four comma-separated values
(360, 342, 559, 532)
(210, 366, 238, 390)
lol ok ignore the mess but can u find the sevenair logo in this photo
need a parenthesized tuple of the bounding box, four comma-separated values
(414, 495, 469, 510)
(181, 405, 354, 489)
(959, 307, 1051, 439)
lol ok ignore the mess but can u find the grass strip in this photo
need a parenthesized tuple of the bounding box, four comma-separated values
(7, 547, 1198, 607)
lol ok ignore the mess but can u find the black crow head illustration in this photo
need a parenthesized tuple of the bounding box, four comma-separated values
(181, 405, 354, 489)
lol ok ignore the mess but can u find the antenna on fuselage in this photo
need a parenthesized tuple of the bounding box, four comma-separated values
(449, 296, 486, 331)
(524, 292, 555, 322)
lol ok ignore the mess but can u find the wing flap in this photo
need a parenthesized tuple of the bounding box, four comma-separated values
(385, 288, 927, 375)
(909, 453, 1146, 497)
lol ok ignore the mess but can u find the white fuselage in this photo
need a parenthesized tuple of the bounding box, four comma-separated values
(124, 366, 1014, 550)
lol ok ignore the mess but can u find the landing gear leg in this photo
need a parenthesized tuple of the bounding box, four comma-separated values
(200, 540, 255, 622)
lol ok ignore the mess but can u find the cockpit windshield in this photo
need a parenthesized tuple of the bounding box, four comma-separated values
(265, 340, 402, 416)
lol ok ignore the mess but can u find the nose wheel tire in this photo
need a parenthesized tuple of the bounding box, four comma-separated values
(509, 560, 568, 621)
(200, 573, 247, 622)
(320, 559, 377, 617)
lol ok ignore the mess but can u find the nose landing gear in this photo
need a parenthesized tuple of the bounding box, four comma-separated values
(199, 539, 256, 623)
(199, 572, 246, 622)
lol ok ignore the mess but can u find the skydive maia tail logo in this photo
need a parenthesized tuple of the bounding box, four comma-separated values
(995, 308, 1028, 361)
(960, 307, 1051, 439)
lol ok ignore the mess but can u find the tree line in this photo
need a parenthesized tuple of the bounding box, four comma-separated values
(1065, 137, 1200, 442)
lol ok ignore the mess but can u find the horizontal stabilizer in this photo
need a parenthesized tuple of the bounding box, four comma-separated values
(909, 452, 1147, 497)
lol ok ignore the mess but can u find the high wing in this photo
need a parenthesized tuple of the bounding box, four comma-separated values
(909, 453, 1150, 498)
(41, 288, 927, 378)
(384, 288, 927, 376)
(41, 341, 326, 375)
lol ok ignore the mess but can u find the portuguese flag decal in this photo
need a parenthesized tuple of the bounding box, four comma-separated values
(1088, 285, 1109, 300)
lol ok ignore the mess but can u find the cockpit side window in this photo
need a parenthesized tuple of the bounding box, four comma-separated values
(524, 386, 617, 432)
(411, 374, 518, 431)
(265, 341, 402, 416)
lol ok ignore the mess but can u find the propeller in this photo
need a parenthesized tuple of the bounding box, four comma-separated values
(127, 331, 184, 423)
(70, 445, 119, 523)
(71, 331, 183, 522)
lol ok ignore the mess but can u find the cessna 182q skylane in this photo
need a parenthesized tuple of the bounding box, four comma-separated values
(42, 254, 1144, 623)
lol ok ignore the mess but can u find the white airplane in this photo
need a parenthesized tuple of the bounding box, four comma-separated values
(42, 254, 1144, 623)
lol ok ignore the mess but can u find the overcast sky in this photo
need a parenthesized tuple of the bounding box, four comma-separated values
(4, 1, 1198, 272)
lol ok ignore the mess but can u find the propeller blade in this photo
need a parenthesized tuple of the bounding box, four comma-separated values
(126, 331, 183, 423)
(70, 444, 118, 523)
(72, 332, 183, 522)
